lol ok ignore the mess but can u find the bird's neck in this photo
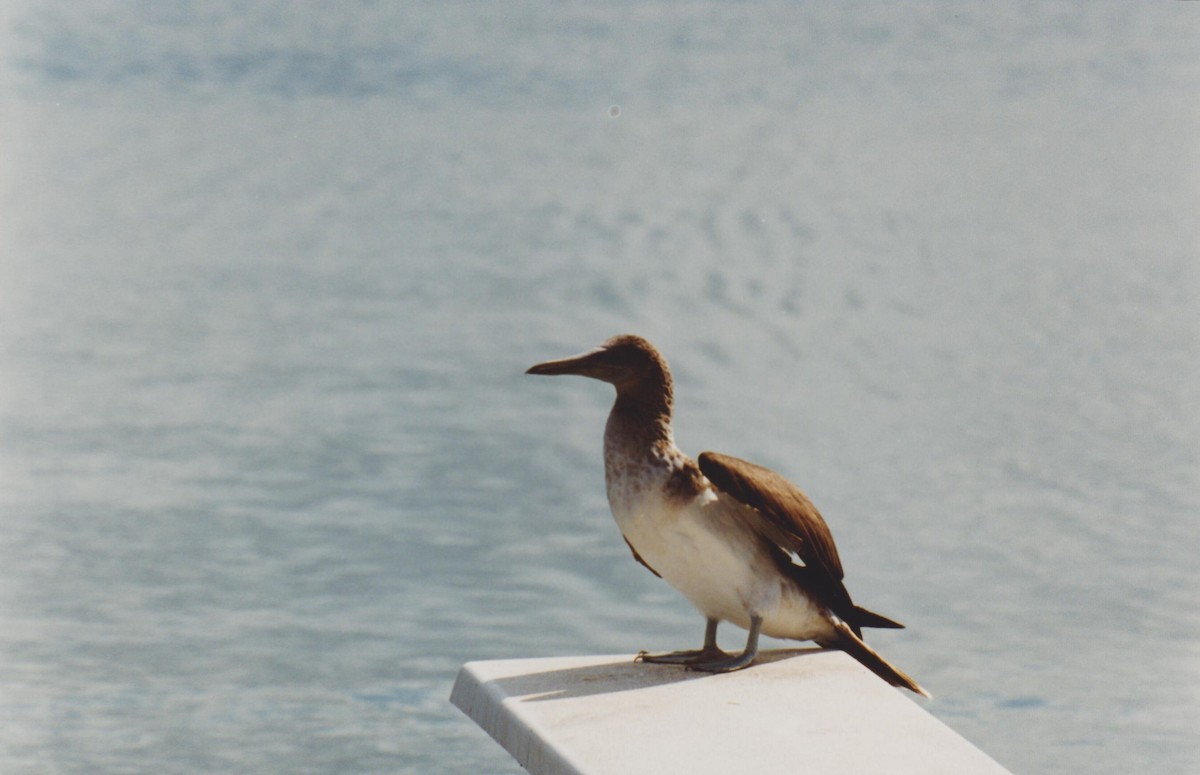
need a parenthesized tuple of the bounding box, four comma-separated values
(602, 381, 710, 513)
(603, 374, 676, 462)
(601, 369, 704, 512)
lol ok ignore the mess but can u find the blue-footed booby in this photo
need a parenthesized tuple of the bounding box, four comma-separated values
(527, 334, 928, 697)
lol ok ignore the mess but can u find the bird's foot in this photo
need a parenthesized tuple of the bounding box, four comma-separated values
(684, 648, 758, 673)
(635, 645, 730, 666)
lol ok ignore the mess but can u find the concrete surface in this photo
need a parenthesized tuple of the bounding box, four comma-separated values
(450, 649, 1012, 774)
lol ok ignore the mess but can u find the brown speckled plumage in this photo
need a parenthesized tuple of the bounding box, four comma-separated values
(526, 334, 927, 696)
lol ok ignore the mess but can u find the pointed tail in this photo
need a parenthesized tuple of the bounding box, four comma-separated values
(823, 620, 930, 699)
(850, 605, 905, 631)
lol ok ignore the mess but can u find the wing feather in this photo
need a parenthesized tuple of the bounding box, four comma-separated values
(623, 535, 662, 578)
(697, 451, 844, 581)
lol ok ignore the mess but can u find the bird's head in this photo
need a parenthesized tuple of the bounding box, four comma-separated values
(526, 334, 670, 391)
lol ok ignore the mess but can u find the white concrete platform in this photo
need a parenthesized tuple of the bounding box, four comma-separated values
(451, 649, 1011, 775)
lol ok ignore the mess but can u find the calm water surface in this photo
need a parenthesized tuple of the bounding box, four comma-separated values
(1, 3, 1198, 773)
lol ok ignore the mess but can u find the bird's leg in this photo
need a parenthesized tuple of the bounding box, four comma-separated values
(687, 614, 762, 673)
(636, 618, 729, 665)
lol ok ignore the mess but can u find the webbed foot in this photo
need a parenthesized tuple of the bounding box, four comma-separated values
(684, 648, 757, 672)
(636, 645, 731, 665)
(634, 618, 729, 666)
(686, 614, 762, 673)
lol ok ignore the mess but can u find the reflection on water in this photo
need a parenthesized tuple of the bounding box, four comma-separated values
(1, 3, 1198, 774)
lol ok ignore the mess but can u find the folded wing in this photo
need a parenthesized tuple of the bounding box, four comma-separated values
(698, 451, 904, 635)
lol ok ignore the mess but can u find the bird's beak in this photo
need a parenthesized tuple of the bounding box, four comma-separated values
(525, 346, 606, 377)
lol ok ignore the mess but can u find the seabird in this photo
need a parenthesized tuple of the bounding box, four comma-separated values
(527, 334, 928, 697)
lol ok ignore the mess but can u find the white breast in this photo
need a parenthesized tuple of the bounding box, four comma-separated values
(608, 468, 831, 641)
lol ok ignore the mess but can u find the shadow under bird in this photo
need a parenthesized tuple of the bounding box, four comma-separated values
(526, 334, 929, 698)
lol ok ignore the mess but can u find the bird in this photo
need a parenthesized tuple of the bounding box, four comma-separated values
(526, 334, 928, 697)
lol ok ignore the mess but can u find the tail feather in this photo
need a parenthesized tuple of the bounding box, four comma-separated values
(824, 621, 930, 699)
(851, 605, 905, 630)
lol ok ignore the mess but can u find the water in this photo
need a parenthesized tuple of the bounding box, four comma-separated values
(1, 3, 1197, 773)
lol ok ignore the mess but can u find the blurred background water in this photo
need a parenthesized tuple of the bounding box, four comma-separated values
(1, 2, 1197, 773)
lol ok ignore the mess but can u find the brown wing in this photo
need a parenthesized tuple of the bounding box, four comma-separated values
(697, 451, 845, 581)
(623, 535, 662, 578)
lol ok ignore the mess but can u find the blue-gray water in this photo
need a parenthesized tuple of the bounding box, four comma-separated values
(2, 3, 1197, 773)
